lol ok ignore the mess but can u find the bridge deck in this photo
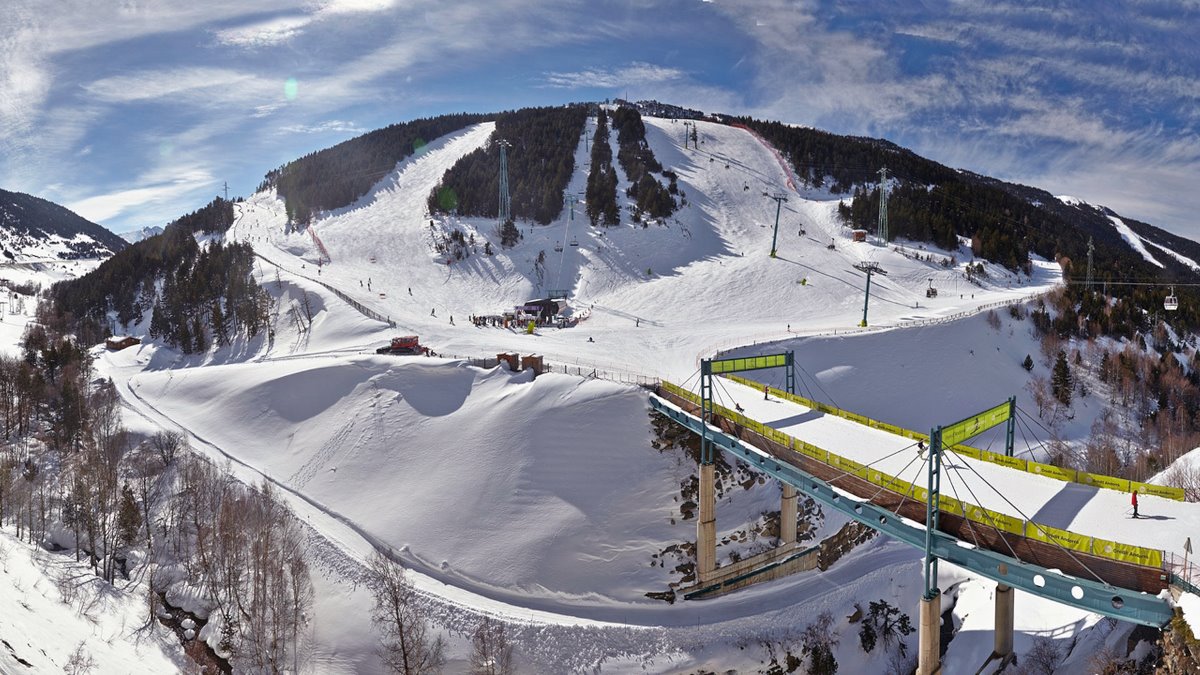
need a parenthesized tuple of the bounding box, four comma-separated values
(656, 382, 1193, 596)
(712, 378, 1193, 565)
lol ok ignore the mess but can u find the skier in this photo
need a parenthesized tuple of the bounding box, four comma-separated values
(917, 440, 926, 459)
(735, 403, 744, 413)
(431, 308, 436, 316)
(1131, 489, 1139, 518)
(587, 336, 594, 343)
(449, 316, 454, 325)
(763, 384, 769, 401)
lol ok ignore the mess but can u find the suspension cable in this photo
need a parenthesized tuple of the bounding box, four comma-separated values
(942, 445, 1111, 586)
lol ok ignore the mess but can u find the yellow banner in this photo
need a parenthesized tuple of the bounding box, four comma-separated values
(1028, 461, 1077, 483)
(982, 451, 1028, 472)
(942, 400, 1011, 447)
(710, 354, 787, 374)
(1092, 537, 1164, 568)
(1025, 522, 1092, 553)
(966, 505, 1024, 535)
(1078, 472, 1131, 493)
(1132, 481, 1185, 501)
(938, 494, 965, 517)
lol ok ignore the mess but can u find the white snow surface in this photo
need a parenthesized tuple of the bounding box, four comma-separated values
(0, 529, 182, 673)
(9, 117, 1198, 671)
(1108, 214, 1165, 268)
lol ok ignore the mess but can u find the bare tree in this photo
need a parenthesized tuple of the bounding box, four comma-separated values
(367, 552, 445, 674)
(151, 430, 186, 467)
(1162, 461, 1200, 502)
(470, 617, 514, 675)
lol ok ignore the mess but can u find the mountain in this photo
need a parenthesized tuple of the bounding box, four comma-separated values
(118, 225, 164, 243)
(12, 104, 1200, 673)
(0, 188, 127, 262)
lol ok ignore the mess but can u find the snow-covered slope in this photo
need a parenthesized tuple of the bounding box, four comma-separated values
(29, 116, 1189, 672)
(231, 117, 1058, 382)
(0, 529, 181, 673)
(0, 187, 125, 262)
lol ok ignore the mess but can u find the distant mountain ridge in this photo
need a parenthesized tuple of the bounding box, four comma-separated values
(0, 188, 127, 261)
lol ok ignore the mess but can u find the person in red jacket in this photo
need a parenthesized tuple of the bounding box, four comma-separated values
(1131, 489, 1139, 518)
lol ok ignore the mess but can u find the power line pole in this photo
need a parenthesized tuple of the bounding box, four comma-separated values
(877, 167, 889, 244)
(764, 192, 788, 258)
(853, 261, 887, 327)
(223, 181, 228, 202)
(497, 139, 512, 224)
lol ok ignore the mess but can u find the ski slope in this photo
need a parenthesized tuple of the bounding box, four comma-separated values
(60, 115, 1193, 671)
(228, 116, 1061, 382)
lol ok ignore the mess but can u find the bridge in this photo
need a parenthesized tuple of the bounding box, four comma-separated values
(648, 351, 1193, 675)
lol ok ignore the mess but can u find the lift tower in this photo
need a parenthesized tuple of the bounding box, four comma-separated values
(853, 261, 886, 327)
(877, 167, 889, 243)
(764, 192, 789, 258)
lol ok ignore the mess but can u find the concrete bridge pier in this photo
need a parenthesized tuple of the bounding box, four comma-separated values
(697, 463, 716, 583)
(780, 483, 797, 544)
(918, 594, 942, 675)
(995, 583, 1014, 658)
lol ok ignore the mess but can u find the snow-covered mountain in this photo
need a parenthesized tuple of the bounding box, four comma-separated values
(6, 110, 1200, 673)
(117, 224, 164, 243)
(0, 188, 126, 262)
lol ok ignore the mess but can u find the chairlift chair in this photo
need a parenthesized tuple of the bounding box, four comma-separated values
(569, 237, 579, 247)
(554, 242, 563, 252)
(1165, 286, 1179, 311)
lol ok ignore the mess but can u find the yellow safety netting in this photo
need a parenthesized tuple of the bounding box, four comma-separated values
(720, 375, 1184, 501)
(655, 380, 1168, 570)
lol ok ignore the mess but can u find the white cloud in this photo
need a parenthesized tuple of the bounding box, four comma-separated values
(279, 119, 365, 134)
(317, 0, 396, 15)
(83, 67, 273, 105)
(544, 62, 687, 89)
(67, 166, 215, 224)
(213, 15, 313, 47)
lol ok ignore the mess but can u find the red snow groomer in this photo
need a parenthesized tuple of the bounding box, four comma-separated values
(376, 335, 423, 355)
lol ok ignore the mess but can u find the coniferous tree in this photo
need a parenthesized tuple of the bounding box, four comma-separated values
(1052, 350, 1073, 406)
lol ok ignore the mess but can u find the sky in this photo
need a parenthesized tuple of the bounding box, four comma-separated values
(1, 0, 1198, 239)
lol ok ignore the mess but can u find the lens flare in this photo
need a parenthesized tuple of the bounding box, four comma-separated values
(284, 77, 299, 101)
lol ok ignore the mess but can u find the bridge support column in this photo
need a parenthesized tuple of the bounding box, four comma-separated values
(995, 583, 1014, 658)
(780, 483, 797, 545)
(697, 463, 717, 582)
(918, 594, 942, 675)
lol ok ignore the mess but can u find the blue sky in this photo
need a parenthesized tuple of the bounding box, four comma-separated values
(2, 0, 1198, 239)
